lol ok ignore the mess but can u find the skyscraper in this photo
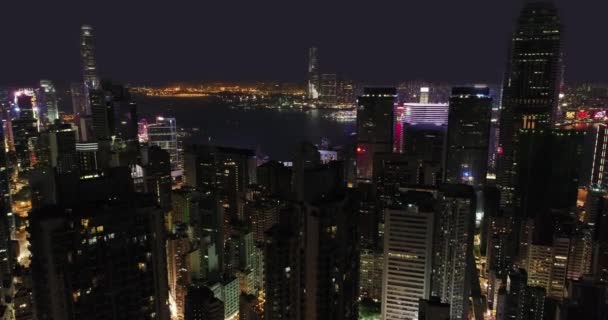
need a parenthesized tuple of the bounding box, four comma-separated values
(39, 80, 59, 123)
(184, 286, 224, 320)
(81, 25, 100, 91)
(148, 116, 180, 176)
(356, 88, 396, 182)
(444, 86, 492, 185)
(381, 190, 435, 320)
(29, 170, 170, 320)
(432, 184, 476, 320)
(496, 2, 562, 207)
(320, 73, 337, 106)
(308, 47, 320, 100)
(11, 94, 38, 170)
(0, 123, 12, 290)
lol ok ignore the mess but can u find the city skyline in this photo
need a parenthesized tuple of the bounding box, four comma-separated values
(1, 0, 608, 85)
(2, 1, 608, 319)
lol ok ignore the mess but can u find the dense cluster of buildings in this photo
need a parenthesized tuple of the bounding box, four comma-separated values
(0, 1, 605, 320)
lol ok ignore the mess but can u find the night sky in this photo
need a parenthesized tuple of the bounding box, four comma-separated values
(2, 0, 607, 85)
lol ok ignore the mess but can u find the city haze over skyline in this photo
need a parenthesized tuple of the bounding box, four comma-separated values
(2, 0, 608, 85)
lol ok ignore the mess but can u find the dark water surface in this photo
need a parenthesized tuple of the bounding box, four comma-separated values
(136, 96, 355, 160)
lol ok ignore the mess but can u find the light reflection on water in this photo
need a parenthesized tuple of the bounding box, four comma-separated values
(137, 96, 356, 161)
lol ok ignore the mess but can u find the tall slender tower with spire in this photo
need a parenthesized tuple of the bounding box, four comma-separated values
(80, 24, 100, 91)
(308, 47, 320, 100)
(496, 1, 562, 209)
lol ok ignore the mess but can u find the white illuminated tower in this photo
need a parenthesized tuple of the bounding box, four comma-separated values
(308, 47, 320, 99)
(148, 116, 181, 176)
(382, 203, 435, 320)
(81, 25, 100, 91)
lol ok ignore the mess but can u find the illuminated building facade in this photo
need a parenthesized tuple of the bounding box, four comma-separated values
(444, 86, 492, 185)
(39, 80, 59, 123)
(382, 197, 435, 320)
(402, 103, 449, 126)
(81, 25, 100, 91)
(148, 117, 180, 176)
(11, 94, 38, 170)
(308, 47, 320, 100)
(320, 73, 337, 106)
(432, 184, 476, 320)
(356, 88, 396, 182)
(359, 249, 383, 301)
(497, 2, 562, 207)
(584, 123, 608, 188)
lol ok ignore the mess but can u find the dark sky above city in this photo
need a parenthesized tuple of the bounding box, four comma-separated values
(2, 0, 607, 86)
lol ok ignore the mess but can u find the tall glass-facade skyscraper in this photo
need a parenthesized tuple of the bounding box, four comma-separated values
(81, 24, 100, 91)
(496, 2, 562, 208)
(39, 80, 59, 122)
(444, 86, 492, 186)
(356, 88, 396, 182)
(148, 117, 181, 176)
(308, 47, 320, 100)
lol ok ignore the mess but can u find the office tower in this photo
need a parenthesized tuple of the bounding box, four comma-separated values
(521, 286, 545, 320)
(75, 142, 99, 174)
(497, 2, 562, 207)
(71, 82, 89, 117)
(148, 116, 180, 176)
(516, 129, 585, 226)
(81, 25, 100, 90)
(184, 145, 256, 220)
(419, 87, 430, 104)
(308, 47, 320, 99)
(16, 92, 35, 120)
(337, 79, 355, 105)
(401, 103, 449, 126)
(402, 124, 446, 185)
(39, 80, 59, 122)
(0, 124, 12, 291)
(29, 170, 170, 320)
(504, 268, 527, 319)
(301, 197, 359, 320)
(167, 225, 193, 320)
(89, 89, 113, 140)
(393, 104, 406, 153)
(527, 244, 553, 290)
(359, 249, 383, 301)
(11, 94, 38, 170)
(292, 146, 345, 202)
(567, 228, 593, 280)
(548, 237, 569, 300)
(217, 276, 240, 320)
(256, 160, 291, 198)
(356, 88, 396, 182)
(381, 190, 435, 320)
(184, 286, 224, 320)
(264, 211, 302, 320)
(432, 184, 476, 320)
(487, 215, 516, 278)
(418, 297, 450, 320)
(320, 73, 337, 106)
(144, 145, 172, 209)
(102, 82, 138, 142)
(583, 123, 608, 188)
(246, 198, 280, 242)
(444, 86, 492, 185)
(527, 236, 570, 301)
(47, 124, 78, 174)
